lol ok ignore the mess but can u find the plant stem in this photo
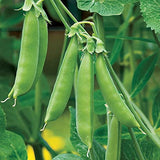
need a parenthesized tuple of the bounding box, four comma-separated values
(33, 79, 42, 140)
(32, 143, 44, 160)
(49, 0, 70, 31)
(152, 30, 160, 48)
(39, 134, 57, 158)
(128, 128, 145, 160)
(93, 14, 106, 48)
(57, 0, 77, 23)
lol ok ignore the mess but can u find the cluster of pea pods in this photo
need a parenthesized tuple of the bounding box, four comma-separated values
(1, 2, 142, 160)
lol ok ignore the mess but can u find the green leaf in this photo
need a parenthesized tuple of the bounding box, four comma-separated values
(92, 140, 105, 160)
(76, 0, 94, 11)
(119, 0, 139, 3)
(152, 92, 160, 129)
(0, 106, 27, 160)
(93, 125, 144, 145)
(94, 124, 108, 145)
(131, 53, 158, 97)
(121, 138, 160, 160)
(0, 106, 6, 133)
(0, 131, 27, 160)
(94, 90, 106, 115)
(90, 1, 124, 16)
(77, 0, 124, 16)
(52, 153, 83, 160)
(0, 85, 33, 140)
(140, 0, 160, 33)
(121, 139, 138, 160)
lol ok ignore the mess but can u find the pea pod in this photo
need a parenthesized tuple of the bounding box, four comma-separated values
(95, 54, 139, 128)
(44, 36, 78, 123)
(33, 15, 48, 85)
(105, 116, 121, 160)
(8, 8, 39, 100)
(76, 52, 94, 149)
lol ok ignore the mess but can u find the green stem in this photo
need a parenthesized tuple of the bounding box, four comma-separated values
(57, 0, 77, 23)
(32, 143, 44, 160)
(39, 134, 57, 158)
(152, 30, 160, 48)
(49, 0, 70, 31)
(128, 128, 145, 160)
(57, 0, 99, 45)
(56, 0, 91, 35)
(33, 79, 42, 139)
(35, 80, 41, 122)
(93, 14, 106, 48)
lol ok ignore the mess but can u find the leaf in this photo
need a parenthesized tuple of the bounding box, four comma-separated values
(0, 106, 27, 160)
(119, 0, 139, 3)
(0, 131, 27, 160)
(121, 139, 138, 160)
(94, 124, 108, 145)
(121, 138, 160, 160)
(152, 92, 160, 129)
(0, 84, 33, 140)
(92, 140, 105, 160)
(93, 125, 144, 145)
(94, 90, 106, 115)
(76, 0, 94, 11)
(90, 1, 124, 16)
(77, 0, 124, 16)
(140, 0, 160, 33)
(0, 106, 6, 133)
(131, 53, 158, 97)
(52, 153, 83, 160)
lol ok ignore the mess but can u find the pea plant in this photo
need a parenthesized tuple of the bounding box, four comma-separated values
(0, 0, 160, 159)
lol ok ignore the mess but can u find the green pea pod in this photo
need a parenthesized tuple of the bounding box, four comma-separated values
(76, 52, 94, 149)
(95, 54, 139, 128)
(8, 8, 39, 100)
(33, 15, 48, 85)
(44, 36, 78, 123)
(105, 116, 121, 160)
